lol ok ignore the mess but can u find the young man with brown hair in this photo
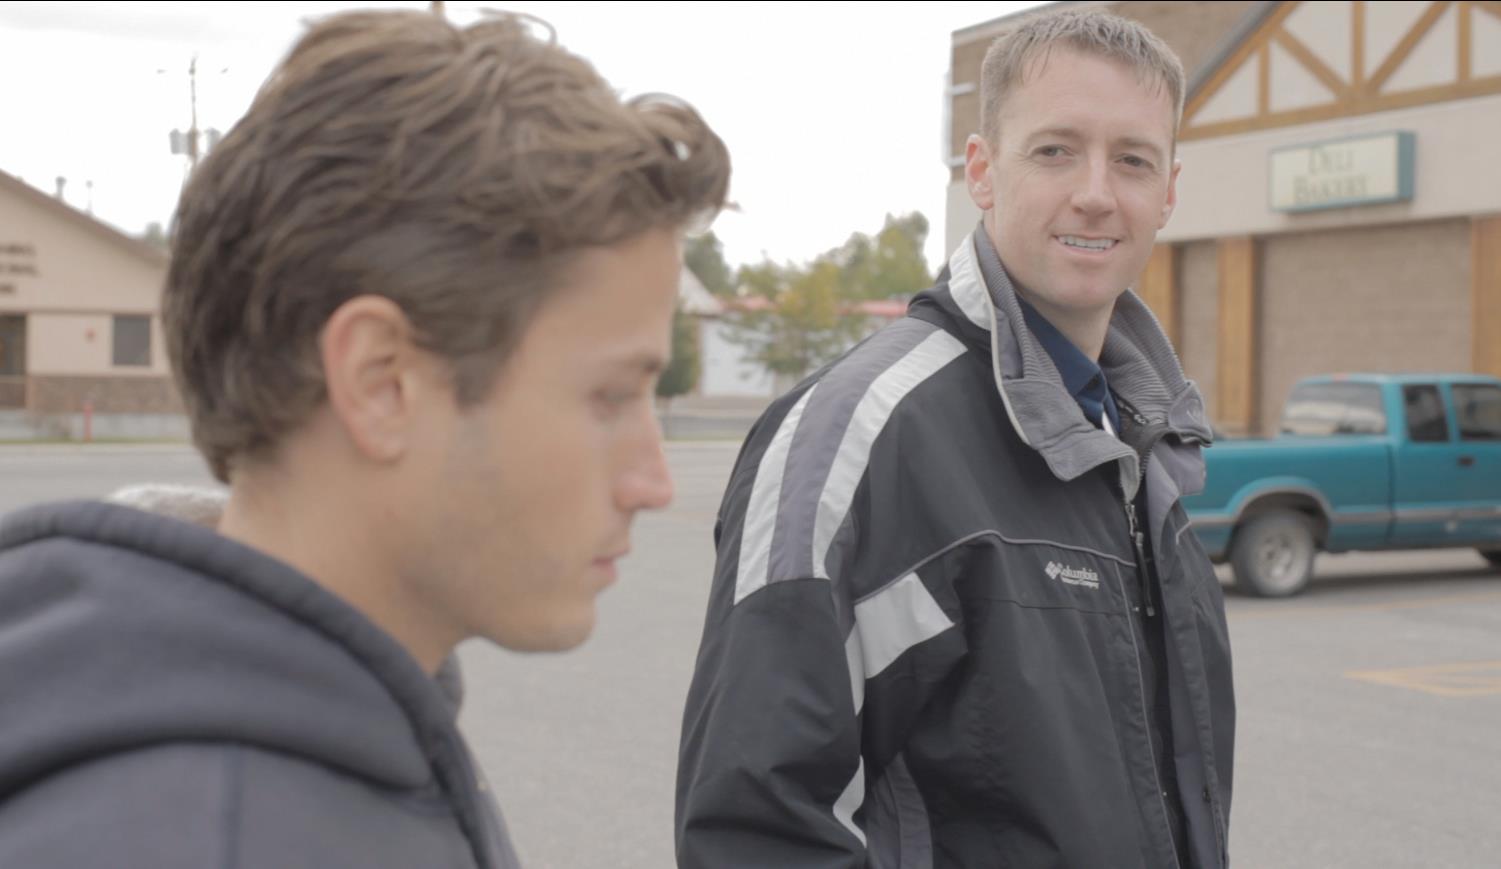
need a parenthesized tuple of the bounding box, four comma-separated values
(677, 8, 1234, 868)
(0, 9, 729, 867)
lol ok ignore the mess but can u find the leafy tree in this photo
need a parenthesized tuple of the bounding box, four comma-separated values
(657, 304, 701, 406)
(684, 231, 736, 297)
(724, 260, 866, 381)
(831, 212, 932, 300)
(721, 212, 934, 383)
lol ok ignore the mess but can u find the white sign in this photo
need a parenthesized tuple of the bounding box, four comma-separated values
(1270, 131, 1414, 213)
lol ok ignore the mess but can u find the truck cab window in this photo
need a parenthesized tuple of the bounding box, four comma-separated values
(1281, 383, 1387, 436)
(1453, 384, 1501, 441)
(1403, 384, 1449, 443)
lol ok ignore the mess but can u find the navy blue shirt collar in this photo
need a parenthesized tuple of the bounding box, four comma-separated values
(1014, 294, 1121, 433)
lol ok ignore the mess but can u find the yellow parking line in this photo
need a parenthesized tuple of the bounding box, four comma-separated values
(1345, 661, 1501, 697)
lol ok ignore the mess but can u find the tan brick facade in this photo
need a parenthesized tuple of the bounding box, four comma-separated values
(1111, 1, 1262, 85)
(1257, 219, 1472, 432)
(948, 39, 990, 183)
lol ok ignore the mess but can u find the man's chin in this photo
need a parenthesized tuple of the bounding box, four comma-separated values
(488, 609, 597, 654)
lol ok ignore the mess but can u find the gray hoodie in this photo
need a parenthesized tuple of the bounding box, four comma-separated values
(0, 500, 522, 868)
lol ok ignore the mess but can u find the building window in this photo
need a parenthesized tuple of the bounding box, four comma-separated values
(112, 315, 151, 367)
(0, 315, 23, 376)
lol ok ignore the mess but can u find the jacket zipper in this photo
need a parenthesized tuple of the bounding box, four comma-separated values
(1116, 398, 1183, 869)
(975, 283, 1206, 866)
(1120, 401, 1158, 618)
(1125, 499, 1154, 618)
(1132, 418, 1230, 869)
(1110, 556, 1184, 869)
(1207, 784, 1228, 866)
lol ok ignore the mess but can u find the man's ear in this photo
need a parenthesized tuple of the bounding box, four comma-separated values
(1161, 158, 1182, 229)
(319, 295, 428, 464)
(965, 133, 998, 211)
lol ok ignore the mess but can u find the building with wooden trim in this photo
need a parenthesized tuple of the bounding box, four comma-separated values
(947, 1, 1501, 435)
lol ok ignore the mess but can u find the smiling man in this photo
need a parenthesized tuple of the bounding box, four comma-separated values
(677, 8, 1234, 869)
(0, 9, 728, 868)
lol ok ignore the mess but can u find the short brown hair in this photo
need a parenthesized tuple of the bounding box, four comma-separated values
(979, 8, 1185, 146)
(165, 10, 731, 482)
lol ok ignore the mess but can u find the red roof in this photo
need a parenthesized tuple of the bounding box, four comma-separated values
(718, 296, 909, 319)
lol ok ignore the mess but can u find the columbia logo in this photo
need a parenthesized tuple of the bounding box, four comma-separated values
(1046, 561, 1100, 589)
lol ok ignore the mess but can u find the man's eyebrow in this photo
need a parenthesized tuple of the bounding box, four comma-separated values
(1026, 127, 1085, 143)
(1117, 136, 1168, 161)
(1023, 128, 1168, 161)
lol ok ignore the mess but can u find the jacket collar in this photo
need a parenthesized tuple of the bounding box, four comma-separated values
(927, 224, 1213, 497)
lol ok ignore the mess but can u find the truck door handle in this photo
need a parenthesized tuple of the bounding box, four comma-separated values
(1458, 455, 1476, 468)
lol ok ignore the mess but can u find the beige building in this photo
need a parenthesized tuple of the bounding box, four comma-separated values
(946, 0, 1501, 435)
(0, 170, 179, 434)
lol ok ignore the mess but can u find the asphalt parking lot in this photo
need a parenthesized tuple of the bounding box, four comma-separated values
(3, 442, 1497, 868)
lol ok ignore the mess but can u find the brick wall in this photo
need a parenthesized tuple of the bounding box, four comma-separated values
(1258, 219, 1471, 432)
(30, 375, 183, 414)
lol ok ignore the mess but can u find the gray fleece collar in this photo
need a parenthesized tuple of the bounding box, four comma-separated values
(944, 224, 1213, 494)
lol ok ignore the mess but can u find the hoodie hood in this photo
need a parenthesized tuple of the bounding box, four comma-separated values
(0, 498, 462, 804)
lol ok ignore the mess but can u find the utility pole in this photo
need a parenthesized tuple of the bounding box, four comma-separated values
(188, 55, 200, 170)
(163, 55, 224, 174)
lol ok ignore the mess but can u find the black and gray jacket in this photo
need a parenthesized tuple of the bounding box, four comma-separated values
(0, 500, 522, 869)
(676, 227, 1235, 869)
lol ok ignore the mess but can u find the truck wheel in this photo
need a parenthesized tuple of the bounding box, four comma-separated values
(1480, 550, 1501, 570)
(1230, 510, 1317, 598)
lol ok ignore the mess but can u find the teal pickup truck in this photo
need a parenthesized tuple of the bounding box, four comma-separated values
(1183, 374, 1501, 597)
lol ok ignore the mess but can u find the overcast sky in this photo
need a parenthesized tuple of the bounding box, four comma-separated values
(0, 0, 1049, 271)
